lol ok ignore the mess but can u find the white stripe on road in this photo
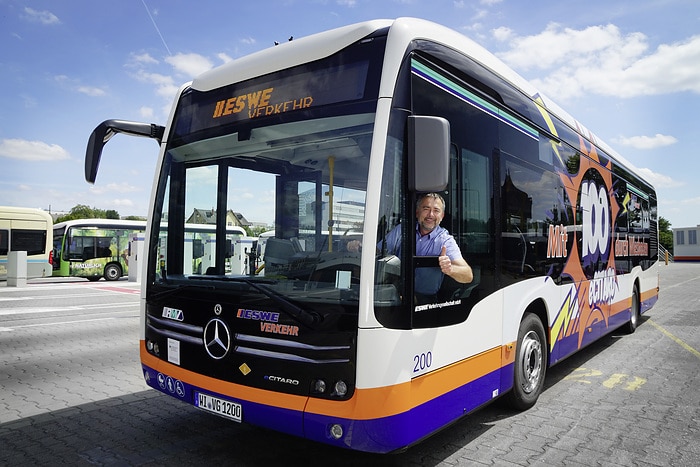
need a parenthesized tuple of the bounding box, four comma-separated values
(0, 302, 137, 316)
(0, 315, 138, 331)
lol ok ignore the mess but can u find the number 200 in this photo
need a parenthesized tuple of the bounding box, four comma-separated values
(413, 352, 432, 373)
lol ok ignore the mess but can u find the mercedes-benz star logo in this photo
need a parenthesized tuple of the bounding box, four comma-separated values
(203, 318, 231, 360)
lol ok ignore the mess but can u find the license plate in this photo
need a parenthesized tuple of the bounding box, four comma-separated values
(195, 392, 242, 422)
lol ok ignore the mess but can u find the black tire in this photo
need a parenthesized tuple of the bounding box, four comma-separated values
(86, 276, 101, 282)
(624, 283, 641, 334)
(104, 263, 122, 281)
(505, 313, 547, 411)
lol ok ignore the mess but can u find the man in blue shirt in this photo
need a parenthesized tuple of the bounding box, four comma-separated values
(348, 193, 473, 297)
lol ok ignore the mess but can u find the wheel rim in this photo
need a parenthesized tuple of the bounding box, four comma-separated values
(106, 266, 119, 280)
(518, 330, 543, 394)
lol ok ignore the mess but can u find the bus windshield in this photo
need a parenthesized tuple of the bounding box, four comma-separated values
(150, 37, 385, 312)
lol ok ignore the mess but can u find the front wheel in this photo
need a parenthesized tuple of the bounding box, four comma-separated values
(505, 313, 547, 411)
(104, 263, 122, 281)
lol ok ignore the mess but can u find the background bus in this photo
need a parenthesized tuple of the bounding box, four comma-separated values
(155, 223, 250, 276)
(52, 219, 146, 281)
(84, 18, 659, 453)
(0, 206, 53, 280)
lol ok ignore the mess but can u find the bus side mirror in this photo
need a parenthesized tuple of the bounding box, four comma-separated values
(85, 120, 165, 184)
(408, 115, 450, 192)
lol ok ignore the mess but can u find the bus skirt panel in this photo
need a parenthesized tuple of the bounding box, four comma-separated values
(303, 366, 502, 452)
(141, 358, 504, 453)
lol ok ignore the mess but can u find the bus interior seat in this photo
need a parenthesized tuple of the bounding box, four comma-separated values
(264, 238, 296, 265)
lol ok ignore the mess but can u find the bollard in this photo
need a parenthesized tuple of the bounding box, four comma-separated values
(8, 250, 28, 287)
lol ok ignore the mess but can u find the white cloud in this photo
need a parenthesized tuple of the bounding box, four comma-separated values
(636, 168, 683, 189)
(54, 75, 106, 97)
(0, 139, 70, 161)
(140, 106, 155, 118)
(106, 182, 140, 193)
(217, 52, 234, 64)
(240, 37, 256, 46)
(496, 24, 700, 100)
(89, 182, 140, 195)
(130, 53, 159, 66)
(23, 7, 60, 25)
(112, 199, 135, 207)
(492, 26, 513, 42)
(77, 86, 107, 97)
(165, 53, 213, 78)
(612, 134, 678, 150)
(134, 70, 178, 99)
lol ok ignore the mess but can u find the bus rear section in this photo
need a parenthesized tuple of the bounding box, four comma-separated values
(0, 206, 53, 280)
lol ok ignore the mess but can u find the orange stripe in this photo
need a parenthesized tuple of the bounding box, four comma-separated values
(641, 288, 658, 303)
(307, 346, 504, 419)
(141, 344, 307, 411)
(141, 342, 508, 420)
(608, 286, 658, 317)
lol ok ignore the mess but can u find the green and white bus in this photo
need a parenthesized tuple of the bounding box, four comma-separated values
(52, 219, 146, 281)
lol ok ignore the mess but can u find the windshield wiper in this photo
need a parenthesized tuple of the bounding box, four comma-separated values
(150, 282, 215, 301)
(225, 277, 321, 328)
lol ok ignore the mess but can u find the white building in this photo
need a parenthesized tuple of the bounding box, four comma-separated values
(673, 225, 700, 261)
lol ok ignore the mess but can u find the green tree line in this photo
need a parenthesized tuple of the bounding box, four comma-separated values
(54, 204, 144, 224)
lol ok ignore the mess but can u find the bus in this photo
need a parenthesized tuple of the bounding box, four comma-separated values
(52, 219, 146, 281)
(83, 18, 659, 453)
(0, 206, 53, 280)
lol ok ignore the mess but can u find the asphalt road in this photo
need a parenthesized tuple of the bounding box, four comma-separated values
(1, 263, 699, 466)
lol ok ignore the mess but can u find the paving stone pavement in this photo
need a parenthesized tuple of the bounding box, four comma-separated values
(0, 263, 698, 466)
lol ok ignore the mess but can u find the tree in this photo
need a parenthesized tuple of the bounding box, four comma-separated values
(55, 204, 121, 223)
(659, 217, 673, 254)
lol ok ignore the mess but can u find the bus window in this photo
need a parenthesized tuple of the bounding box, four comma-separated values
(10, 229, 47, 256)
(0, 230, 7, 255)
(500, 154, 565, 281)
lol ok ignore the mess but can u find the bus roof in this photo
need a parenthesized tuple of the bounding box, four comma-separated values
(53, 219, 147, 230)
(0, 206, 53, 223)
(190, 17, 653, 191)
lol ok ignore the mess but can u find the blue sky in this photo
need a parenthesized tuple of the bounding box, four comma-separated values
(1, 0, 699, 229)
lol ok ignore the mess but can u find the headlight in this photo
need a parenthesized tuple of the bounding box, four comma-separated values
(333, 380, 348, 397)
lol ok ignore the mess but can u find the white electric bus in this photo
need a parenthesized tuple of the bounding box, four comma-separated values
(0, 206, 53, 280)
(84, 18, 658, 453)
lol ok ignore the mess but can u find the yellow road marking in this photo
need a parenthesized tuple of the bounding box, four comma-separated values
(648, 319, 700, 360)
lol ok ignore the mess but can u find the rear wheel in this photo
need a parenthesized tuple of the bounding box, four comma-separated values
(104, 263, 122, 281)
(624, 283, 641, 334)
(505, 313, 547, 411)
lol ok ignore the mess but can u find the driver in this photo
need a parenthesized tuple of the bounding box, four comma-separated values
(348, 192, 473, 296)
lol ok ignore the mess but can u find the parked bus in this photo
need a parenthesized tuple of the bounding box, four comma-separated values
(84, 18, 659, 453)
(0, 206, 53, 280)
(52, 219, 146, 281)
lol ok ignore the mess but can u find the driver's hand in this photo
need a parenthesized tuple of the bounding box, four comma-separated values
(438, 246, 452, 275)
